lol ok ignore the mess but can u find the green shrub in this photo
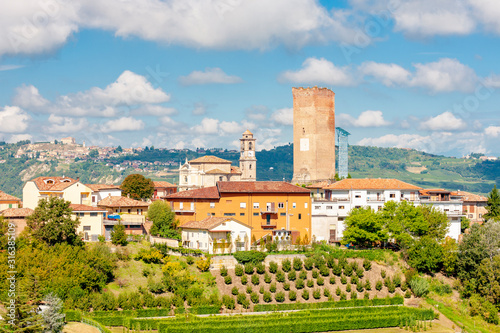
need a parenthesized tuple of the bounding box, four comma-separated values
(256, 262, 265, 274)
(381, 269, 386, 279)
(259, 286, 264, 294)
(364, 292, 369, 300)
(410, 277, 429, 297)
(363, 259, 371, 271)
(346, 284, 351, 293)
(326, 255, 335, 268)
(275, 291, 285, 303)
(276, 269, 285, 283)
(312, 269, 319, 279)
(313, 289, 321, 299)
(186, 256, 195, 265)
(351, 291, 357, 300)
(196, 257, 210, 272)
(317, 276, 324, 286)
(383, 277, 391, 288)
(404, 290, 411, 298)
(250, 292, 259, 304)
(234, 250, 267, 264)
(341, 275, 347, 285)
(307, 279, 314, 288)
(340, 292, 347, 300)
(304, 258, 314, 270)
(142, 266, 152, 277)
(263, 291, 272, 303)
(336, 286, 341, 296)
(282, 259, 292, 272)
(287, 270, 296, 281)
(237, 293, 249, 309)
(289, 290, 297, 301)
(313, 254, 326, 268)
(270, 283, 277, 293)
(365, 280, 371, 291)
(338, 257, 347, 269)
(343, 263, 353, 277)
(332, 263, 342, 276)
(350, 275, 359, 285)
(401, 282, 408, 292)
(302, 290, 310, 300)
(295, 279, 305, 290)
(293, 257, 303, 271)
(264, 273, 272, 284)
(220, 265, 228, 277)
(231, 287, 238, 295)
(299, 270, 307, 280)
(224, 276, 232, 285)
(269, 261, 278, 273)
(283, 282, 290, 291)
(244, 262, 254, 275)
(387, 282, 396, 294)
(323, 288, 331, 298)
(376, 281, 383, 291)
(356, 281, 364, 292)
(329, 276, 336, 285)
(355, 267, 364, 279)
(246, 285, 253, 294)
(234, 264, 244, 276)
(430, 281, 452, 295)
(251, 274, 260, 286)
(241, 275, 248, 285)
(393, 275, 401, 288)
(319, 265, 330, 277)
(222, 295, 235, 309)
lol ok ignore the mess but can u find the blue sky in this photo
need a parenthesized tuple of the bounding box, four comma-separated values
(1, 0, 500, 157)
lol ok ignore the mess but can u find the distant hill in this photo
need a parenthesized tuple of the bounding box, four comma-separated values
(0, 141, 497, 198)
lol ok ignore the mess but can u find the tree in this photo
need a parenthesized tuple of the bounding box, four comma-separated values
(111, 222, 128, 246)
(88, 149, 99, 158)
(120, 174, 154, 200)
(407, 236, 443, 273)
(148, 200, 180, 239)
(484, 185, 500, 222)
(115, 145, 123, 153)
(442, 237, 458, 276)
(41, 293, 65, 333)
(342, 207, 387, 247)
(26, 197, 82, 246)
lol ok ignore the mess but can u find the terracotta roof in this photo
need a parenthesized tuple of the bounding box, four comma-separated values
(69, 204, 107, 212)
(188, 156, 231, 164)
(243, 129, 253, 135)
(0, 208, 33, 217)
(459, 191, 488, 202)
(31, 176, 77, 191)
(153, 181, 176, 188)
(218, 181, 311, 193)
(85, 184, 121, 191)
(419, 189, 451, 196)
(205, 168, 228, 174)
(307, 180, 330, 189)
(324, 179, 422, 191)
(97, 196, 150, 208)
(231, 166, 242, 174)
(181, 216, 251, 230)
(167, 186, 220, 200)
(0, 191, 20, 202)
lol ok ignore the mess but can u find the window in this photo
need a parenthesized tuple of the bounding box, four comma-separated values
(240, 202, 246, 209)
(278, 202, 284, 209)
(179, 202, 184, 209)
(253, 202, 259, 209)
(468, 214, 473, 218)
(355, 194, 361, 198)
(226, 200, 232, 204)
(224, 213, 236, 216)
(240, 213, 245, 216)
(298, 214, 302, 220)
(203, 231, 206, 234)
(355, 206, 361, 209)
(339, 205, 345, 210)
(338, 217, 345, 221)
(190, 202, 194, 210)
(326, 206, 333, 210)
(249, 164, 252, 169)
(292, 202, 296, 208)
(304, 202, 308, 208)
(8, 204, 12, 208)
(211, 213, 215, 216)
(479, 214, 483, 218)
(280, 212, 286, 216)
(207, 213, 211, 216)
(90, 212, 97, 217)
(219, 176, 223, 181)
(253, 212, 259, 216)
(92, 196, 96, 203)
(83, 226, 91, 231)
(314, 206, 320, 210)
(128, 209, 131, 214)
(389, 193, 395, 198)
(210, 202, 215, 208)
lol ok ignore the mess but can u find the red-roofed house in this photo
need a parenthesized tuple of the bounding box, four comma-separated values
(86, 184, 122, 207)
(69, 204, 107, 241)
(460, 191, 488, 224)
(0, 208, 33, 237)
(97, 196, 150, 239)
(0, 190, 21, 210)
(180, 217, 252, 254)
(152, 181, 177, 200)
(167, 181, 311, 244)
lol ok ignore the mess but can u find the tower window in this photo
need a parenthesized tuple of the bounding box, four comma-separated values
(249, 164, 252, 169)
(303, 127, 305, 134)
(249, 142, 252, 150)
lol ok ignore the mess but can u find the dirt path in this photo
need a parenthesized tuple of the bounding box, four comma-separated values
(63, 322, 100, 333)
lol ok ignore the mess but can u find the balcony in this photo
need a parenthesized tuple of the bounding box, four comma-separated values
(261, 220, 277, 228)
(173, 208, 195, 214)
(367, 197, 385, 202)
(261, 203, 277, 214)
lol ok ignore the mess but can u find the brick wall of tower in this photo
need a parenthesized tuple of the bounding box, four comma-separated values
(291, 87, 336, 184)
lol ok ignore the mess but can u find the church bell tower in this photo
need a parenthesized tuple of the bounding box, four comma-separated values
(239, 130, 256, 181)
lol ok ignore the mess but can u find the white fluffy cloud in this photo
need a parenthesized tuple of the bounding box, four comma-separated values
(179, 68, 243, 85)
(271, 108, 293, 126)
(359, 62, 410, 86)
(279, 58, 356, 86)
(131, 105, 177, 116)
(8, 134, 32, 143)
(191, 117, 255, 136)
(485, 126, 500, 137)
(46, 114, 89, 133)
(0, 0, 363, 56)
(419, 112, 467, 131)
(337, 110, 391, 127)
(0, 106, 30, 133)
(13, 70, 170, 117)
(101, 117, 145, 132)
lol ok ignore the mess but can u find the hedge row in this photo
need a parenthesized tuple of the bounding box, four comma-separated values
(90, 305, 219, 319)
(64, 310, 82, 322)
(81, 317, 113, 333)
(157, 307, 435, 333)
(174, 306, 220, 315)
(253, 295, 404, 312)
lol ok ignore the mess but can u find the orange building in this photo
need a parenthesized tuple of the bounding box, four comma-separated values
(166, 181, 312, 243)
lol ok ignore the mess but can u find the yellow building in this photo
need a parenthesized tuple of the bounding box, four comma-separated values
(166, 181, 312, 243)
(23, 176, 93, 210)
(0, 191, 21, 210)
(70, 204, 107, 242)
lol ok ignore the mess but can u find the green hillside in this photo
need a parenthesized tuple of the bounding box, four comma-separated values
(0, 141, 498, 198)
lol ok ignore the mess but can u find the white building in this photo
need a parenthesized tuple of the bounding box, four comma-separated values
(85, 184, 122, 207)
(180, 216, 252, 254)
(311, 179, 463, 243)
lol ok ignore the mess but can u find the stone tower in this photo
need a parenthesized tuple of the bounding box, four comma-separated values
(239, 130, 257, 181)
(291, 87, 336, 184)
